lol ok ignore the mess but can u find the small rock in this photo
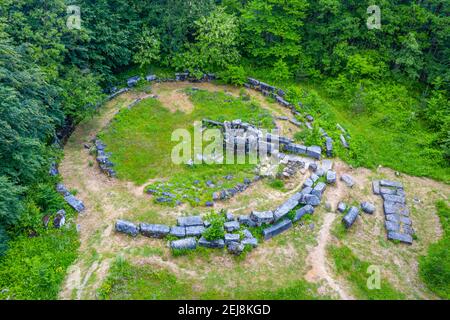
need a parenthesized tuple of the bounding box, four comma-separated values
(361, 202, 375, 214)
(227, 241, 244, 255)
(337, 202, 347, 213)
(340, 174, 354, 188)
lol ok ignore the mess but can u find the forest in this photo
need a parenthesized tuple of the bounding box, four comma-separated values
(0, 0, 448, 300)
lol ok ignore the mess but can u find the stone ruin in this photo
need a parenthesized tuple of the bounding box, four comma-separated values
(373, 180, 414, 244)
(115, 160, 341, 256)
(56, 183, 85, 213)
(94, 139, 116, 178)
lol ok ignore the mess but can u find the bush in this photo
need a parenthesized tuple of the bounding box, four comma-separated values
(419, 200, 450, 299)
(202, 211, 225, 241)
(219, 65, 247, 86)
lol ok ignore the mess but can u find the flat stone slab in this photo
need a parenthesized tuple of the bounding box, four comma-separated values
(340, 174, 354, 188)
(342, 206, 359, 228)
(380, 180, 403, 189)
(224, 221, 240, 232)
(115, 220, 139, 237)
(225, 233, 240, 244)
(274, 192, 303, 220)
(171, 237, 197, 250)
(293, 205, 314, 222)
(312, 182, 326, 198)
(385, 220, 400, 232)
(384, 201, 409, 216)
(64, 195, 85, 213)
(198, 237, 225, 249)
(382, 194, 406, 204)
(185, 225, 205, 237)
(139, 223, 170, 238)
(241, 238, 258, 248)
(303, 194, 321, 206)
(306, 146, 322, 160)
(250, 210, 274, 225)
(387, 231, 413, 244)
(170, 226, 186, 238)
(177, 216, 203, 227)
(263, 219, 292, 240)
(380, 187, 397, 195)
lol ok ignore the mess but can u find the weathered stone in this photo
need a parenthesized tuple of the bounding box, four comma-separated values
(315, 168, 325, 177)
(380, 187, 397, 195)
(49, 162, 59, 176)
(383, 201, 409, 216)
(306, 114, 314, 122)
(127, 76, 140, 87)
(198, 237, 225, 249)
(185, 226, 205, 237)
(303, 194, 321, 206)
(64, 195, 85, 212)
(139, 223, 170, 238)
(402, 225, 415, 236)
(303, 178, 314, 188)
(238, 215, 257, 227)
(321, 159, 333, 172)
(293, 205, 314, 222)
(53, 209, 66, 228)
(241, 238, 258, 248)
(250, 210, 274, 225)
(42, 215, 51, 228)
(289, 118, 303, 127)
(361, 202, 376, 214)
(386, 214, 400, 223)
(379, 180, 403, 189)
(340, 174, 354, 187)
(385, 221, 400, 232)
(177, 216, 203, 227)
(301, 187, 313, 195)
(387, 231, 413, 244)
(242, 229, 253, 239)
(306, 146, 322, 160)
(56, 183, 70, 196)
(309, 163, 318, 172)
(382, 194, 406, 204)
(170, 226, 186, 238)
(225, 233, 240, 244)
(342, 206, 359, 228)
(171, 237, 197, 250)
(326, 170, 337, 184)
(284, 143, 307, 155)
(312, 182, 326, 198)
(225, 212, 235, 221)
(227, 241, 244, 255)
(337, 202, 347, 213)
(274, 192, 303, 220)
(145, 74, 157, 81)
(372, 180, 381, 195)
(205, 201, 214, 207)
(310, 173, 320, 183)
(224, 221, 240, 232)
(400, 216, 412, 225)
(325, 137, 333, 157)
(262, 219, 292, 240)
(340, 134, 349, 148)
(115, 220, 138, 237)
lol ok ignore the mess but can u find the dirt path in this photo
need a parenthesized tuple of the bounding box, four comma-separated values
(305, 212, 354, 300)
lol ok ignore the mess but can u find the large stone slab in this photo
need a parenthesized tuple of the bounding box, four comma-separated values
(224, 221, 240, 232)
(250, 210, 274, 225)
(312, 182, 326, 198)
(387, 231, 412, 244)
(306, 146, 322, 160)
(380, 180, 403, 189)
(139, 223, 170, 238)
(382, 194, 406, 204)
(385, 220, 400, 232)
(115, 220, 139, 237)
(284, 143, 307, 155)
(170, 226, 186, 238)
(185, 226, 205, 237)
(340, 174, 354, 188)
(342, 206, 359, 228)
(64, 195, 85, 213)
(303, 194, 321, 206)
(177, 216, 204, 227)
(273, 192, 303, 220)
(171, 237, 197, 250)
(293, 205, 314, 222)
(198, 237, 225, 249)
(384, 201, 409, 216)
(263, 219, 292, 240)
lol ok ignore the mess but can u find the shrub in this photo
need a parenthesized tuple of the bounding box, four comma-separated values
(220, 65, 247, 86)
(202, 211, 225, 241)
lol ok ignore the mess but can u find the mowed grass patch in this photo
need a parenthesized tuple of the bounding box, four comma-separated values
(99, 88, 273, 186)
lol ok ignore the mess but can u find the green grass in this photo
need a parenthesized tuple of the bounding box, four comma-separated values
(329, 245, 405, 300)
(99, 89, 274, 205)
(99, 257, 323, 300)
(0, 227, 79, 300)
(419, 200, 450, 299)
